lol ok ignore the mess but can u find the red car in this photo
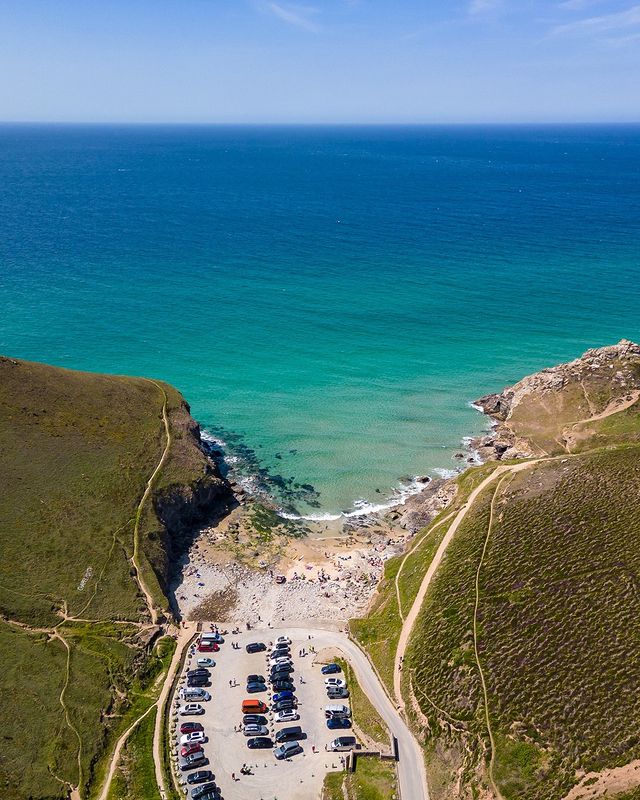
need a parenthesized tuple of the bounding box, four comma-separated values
(198, 642, 219, 653)
(180, 743, 204, 758)
(180, 722, 204, 735)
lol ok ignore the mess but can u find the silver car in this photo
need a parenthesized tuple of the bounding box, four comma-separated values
(243, 724, 269, 737)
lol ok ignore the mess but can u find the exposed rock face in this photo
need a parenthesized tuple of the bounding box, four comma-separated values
(472, 339, 640, 460)
(151, 409, 235, 595)
(391, 478, 458, 532)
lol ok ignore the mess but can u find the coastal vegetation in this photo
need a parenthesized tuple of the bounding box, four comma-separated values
(0, 356, 225, 800)
(322, 758, 398, 800)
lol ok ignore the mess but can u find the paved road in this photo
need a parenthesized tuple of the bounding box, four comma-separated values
(287, 626, 430, 800)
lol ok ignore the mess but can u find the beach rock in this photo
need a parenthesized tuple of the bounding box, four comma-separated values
(471, 340, 640, 461)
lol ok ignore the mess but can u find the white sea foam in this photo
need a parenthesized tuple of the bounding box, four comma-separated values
(279, 475, 435, 522)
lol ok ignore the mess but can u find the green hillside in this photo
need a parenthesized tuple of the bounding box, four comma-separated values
(352, 342, 640, 800)
(0, 356, 229, 800)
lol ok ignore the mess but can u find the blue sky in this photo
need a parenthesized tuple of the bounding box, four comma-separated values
(1, 0, 639, 122)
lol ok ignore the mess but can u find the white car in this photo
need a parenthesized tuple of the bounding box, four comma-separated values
(180, 731, 206, 746)
(275, 636, 291, 646)
(269, 656, 293, 667)
(324, 677, 346, 689)
(275, 710, 300, 723)
(197, 658, 216, 668)
(179, 703, 205, 716)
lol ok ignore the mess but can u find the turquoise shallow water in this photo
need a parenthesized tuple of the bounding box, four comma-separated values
(1, 124, 639, 514)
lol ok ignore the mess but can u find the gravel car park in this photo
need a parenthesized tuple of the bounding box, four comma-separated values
(173, 628, 350, 800)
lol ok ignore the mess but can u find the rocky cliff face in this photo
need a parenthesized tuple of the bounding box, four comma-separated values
(472, 339, 640, 460)
(148, 403, 236, 597)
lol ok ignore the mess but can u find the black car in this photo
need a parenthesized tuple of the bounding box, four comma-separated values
(272, 680, 295, 691)
(188, 676, 210, 687)
(270, 664, 294, 676)
(187, 770, 215, 785)
(191, 783, 219, 799)
(188, 668, 211, 677)
(246, 681, 267, 693)
(247, 736, 273, 749)
(246, 642, 266, 653)
(275, 725, 303, 743)
(247, 674, 265, 684)
(195, 792, 219, 800)
(273, 699, 297, 713)
(242, 714, 268, 726)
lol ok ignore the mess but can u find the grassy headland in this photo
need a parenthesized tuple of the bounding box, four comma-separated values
(0, 356, 229, 800)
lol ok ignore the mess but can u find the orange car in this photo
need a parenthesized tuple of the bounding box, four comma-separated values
(242, 699, 268, 714)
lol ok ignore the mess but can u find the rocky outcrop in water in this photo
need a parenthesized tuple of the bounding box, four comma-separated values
(472, 339, 640, 460)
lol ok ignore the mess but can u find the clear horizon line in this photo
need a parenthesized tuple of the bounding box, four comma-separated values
(1, 119, 639, 127)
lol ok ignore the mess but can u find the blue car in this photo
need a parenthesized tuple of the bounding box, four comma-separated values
(321, 663, 341, 675)
(327, 716, 352, 729)
(272, 690, 295, 703)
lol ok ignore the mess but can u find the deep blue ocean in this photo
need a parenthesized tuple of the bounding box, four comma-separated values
(1, 124, 639, 516)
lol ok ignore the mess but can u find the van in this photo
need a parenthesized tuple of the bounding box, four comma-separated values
(275, 725, 303, 743)
(182, 688, 210, 702)
(242, 699, 268, 714)
(324, 704, 351, 719)
(328, 736, 357, 751)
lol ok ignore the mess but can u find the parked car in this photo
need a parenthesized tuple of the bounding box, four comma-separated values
(324, 677, 346, 688)
(327, 716, 352, 730)
(242, 714, 268, 726)
(181, 688, 211, 702)
(200, 632, 224, 644)
(197, 658, 216, 668)
(325, 704, 351, 719)
(247, 674, 265, 684)
(275, 725, 303, 743)
(327, 687, 350, 699)
(179, 752, 207, 771)
(188, 668, 211, 677)
(180, 731, 206, 746)
(275, 709, 300, 723)
(194, 792, 218, 800)
(270, 664, 294, 676)
(191, 783, 219, 800)
(328, 736, 357, 752)
(246, 642, 266, 653)
(269, 648, 290, 659)
(243, 724, 269, 737)
(273, 699, 297, 713)
(241, 699, 268, 714)
(274, 640, 290, 650)
(273, 741, 303, 760)
(269, 655, 292, 667)
(247, 736, 273, 749)
(187, 676, 210, 688)
(181, 722, 204, 734)
(272, 680, 295, 692)
(179, 704, 205, 716)
(272, 690, 295, 703)
(275, 636, 291, 646)
(246, 681, 267, 694)
(321, 663, 341, 675)
(187, 770, 214, 785)
(180, 743, 204, 758)
(197, 642, 219, 653)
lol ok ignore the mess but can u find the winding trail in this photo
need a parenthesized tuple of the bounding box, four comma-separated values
(132, 381, 173, 625)
(394, 510, 457, 623)
(472, 473, 512, 800)
(393, 460, 538, 707)
(97, 702, 158, 800)
(152, 624, 197, 800)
